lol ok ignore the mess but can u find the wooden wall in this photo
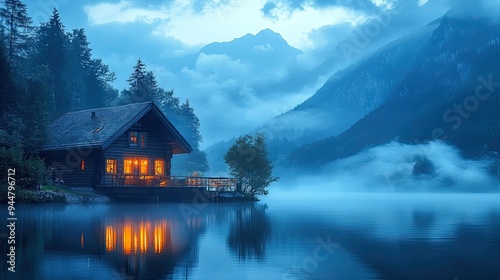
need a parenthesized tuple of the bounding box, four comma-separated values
(41, 110, 183, 188)
(42, 148, 102, 188)
(102, 115, 174, 186)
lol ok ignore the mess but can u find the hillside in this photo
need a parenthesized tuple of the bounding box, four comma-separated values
(206, 22, 436, 173)
(289, 16, 500, 169)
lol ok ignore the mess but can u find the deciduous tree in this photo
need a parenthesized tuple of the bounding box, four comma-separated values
(224, 133, 278, 199)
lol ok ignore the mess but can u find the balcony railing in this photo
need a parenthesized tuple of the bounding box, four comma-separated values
(101, 174, 239, 191)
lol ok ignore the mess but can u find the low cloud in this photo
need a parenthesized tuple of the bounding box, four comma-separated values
(78, 0, 498, 148)
(84, 0, 366, 49)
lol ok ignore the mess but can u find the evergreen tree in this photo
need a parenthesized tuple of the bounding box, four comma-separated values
(0, 0, 32, 65)
(66, 28, 90, 110)
(170, 98, 209, 174)
(0, 40, 14, 120)
(121, 58, 149, 103)
(35, 8, 69, 117)
(157, 88, 180, 115)
(85, 58, 116, 108)
(21, 77, 51, 154)
(177, 99, 202, 150)
(0, 39, 20, 146)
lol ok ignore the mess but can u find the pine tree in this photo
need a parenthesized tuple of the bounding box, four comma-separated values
(0, 0, 32, 65)
(120, 59, 160, 104)
(178, 99, 202, 150)
(0, 39, 17, 138)
(85, 58, 116, 108)
(21, 77, 51, 154)
(123, 58, 147, 103)
(157, 88, 180, 115)
(170, 99, 209, 174)
(35, 8, 69, 117)
(66, 28, 91, 110)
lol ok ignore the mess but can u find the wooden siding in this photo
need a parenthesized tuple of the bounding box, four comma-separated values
(41, 110, 182, 188)
(41, 148, 102, 188)
(101, 116, 174, 186)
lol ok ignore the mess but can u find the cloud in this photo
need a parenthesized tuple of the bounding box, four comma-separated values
(253, 43, 274, 52)
(79, 0, 498, 148)
(169, 51, 314, 147)
(84, 0, 367, 50)
(84, 1, 168, 24)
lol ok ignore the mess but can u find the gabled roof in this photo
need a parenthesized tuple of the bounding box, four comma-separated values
(40, 101, 192, 154)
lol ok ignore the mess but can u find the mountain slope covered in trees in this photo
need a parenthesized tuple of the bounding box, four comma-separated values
(289, 16, 500, 169)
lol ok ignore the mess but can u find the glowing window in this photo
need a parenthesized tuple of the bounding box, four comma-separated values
(129, 131, 138, 146)
(140, 159, 149, 175)
(124, 159, 133, 174)
(154, 160, 164, 175)
(80, 160, 85, 171)
(106, 159, 117, 174)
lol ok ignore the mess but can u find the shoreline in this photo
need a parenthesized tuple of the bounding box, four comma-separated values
(0, 185, 111, 204)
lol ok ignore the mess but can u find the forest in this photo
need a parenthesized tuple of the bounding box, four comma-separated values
(0, 1, 208, 188)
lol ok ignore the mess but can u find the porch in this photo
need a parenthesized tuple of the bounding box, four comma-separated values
(100, 174, 239, 192)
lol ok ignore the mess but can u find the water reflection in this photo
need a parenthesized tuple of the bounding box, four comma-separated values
(1, 194, 500, 280)
(227, 204, 271, 260)
(104, 220, 170, 255)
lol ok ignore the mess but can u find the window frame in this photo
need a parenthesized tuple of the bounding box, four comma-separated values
(139, 159, 149, 175)
(124, 158, 133, 174)
(129, 131, 138, 147)
(106, 159, 117, 174)
(154, 160, 164, 176)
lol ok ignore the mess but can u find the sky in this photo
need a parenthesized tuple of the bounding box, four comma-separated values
(22, 0, 486, 148)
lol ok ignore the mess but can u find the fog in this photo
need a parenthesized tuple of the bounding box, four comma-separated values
(274, 141, 499, 194)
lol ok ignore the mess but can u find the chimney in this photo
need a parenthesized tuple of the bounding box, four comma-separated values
(91, 111, 96, 119)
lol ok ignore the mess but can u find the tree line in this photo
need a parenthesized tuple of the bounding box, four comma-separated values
(0, 1, 207, 188)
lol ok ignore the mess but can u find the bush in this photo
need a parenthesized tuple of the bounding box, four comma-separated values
(0, 147, 49, 189)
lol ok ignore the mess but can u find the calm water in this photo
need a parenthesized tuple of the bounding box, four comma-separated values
(2, 193, 500, 280)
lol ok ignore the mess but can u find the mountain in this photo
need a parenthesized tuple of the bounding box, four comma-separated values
(198, 28, 302, 70)
(289, 16, 500, 169)
(205, 24, 436, 174)
(257, 23, 436, 143)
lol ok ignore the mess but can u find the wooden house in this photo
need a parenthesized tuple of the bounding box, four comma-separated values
(40, 101, 192, 188)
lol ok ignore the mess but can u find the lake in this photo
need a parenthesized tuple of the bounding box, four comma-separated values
(2, 193, 500, 280)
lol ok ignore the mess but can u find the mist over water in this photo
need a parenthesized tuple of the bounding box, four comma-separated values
(278, 141, 499, 194)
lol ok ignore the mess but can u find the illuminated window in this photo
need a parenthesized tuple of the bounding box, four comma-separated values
(129, 131, 138, 146)
(154, 160, 164, 175)
(106, 159, 117, 174)
(140, 133, 146, 148)
(140, 159, 149, 175)
(124, 159, 133, 174)
(80, 160, 85, 171)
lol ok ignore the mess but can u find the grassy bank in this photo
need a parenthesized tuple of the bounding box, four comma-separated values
(0, 183, 109, 203)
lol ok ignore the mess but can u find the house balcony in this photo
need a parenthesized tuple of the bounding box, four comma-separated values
(100, 174, 239, 192)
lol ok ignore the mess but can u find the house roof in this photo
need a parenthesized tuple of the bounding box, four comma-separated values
(40, 101, 192, 154)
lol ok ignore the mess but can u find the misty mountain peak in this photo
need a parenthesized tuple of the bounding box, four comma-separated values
(198, 28, 302, 69)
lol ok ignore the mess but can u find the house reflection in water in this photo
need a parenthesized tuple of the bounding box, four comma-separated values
(103, 220, 171, 255)
(97, 216, 203, 279)
(34, 208, 204, 280)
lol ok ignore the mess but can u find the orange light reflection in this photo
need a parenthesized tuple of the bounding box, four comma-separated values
(106, 220, 170, 255)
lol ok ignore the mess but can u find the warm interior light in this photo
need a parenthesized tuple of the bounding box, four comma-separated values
(123, 223, 132, 255)
(140, 222, 147, 253)
(134, 160, 138, 165)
